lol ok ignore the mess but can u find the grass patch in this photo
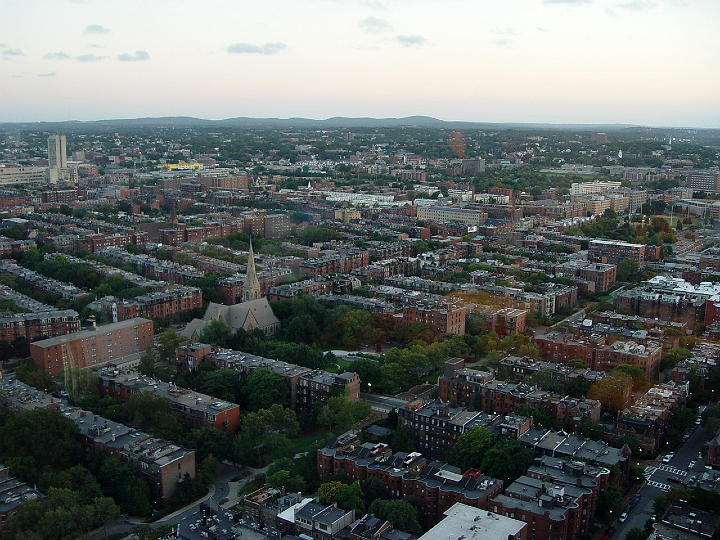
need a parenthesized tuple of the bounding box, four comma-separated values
(291, 431, 339, 454)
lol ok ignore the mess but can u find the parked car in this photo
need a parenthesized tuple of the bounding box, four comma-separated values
(619, 512, 629, 523)
(668, 476, 682, 483)
(663, 453, 674, 464)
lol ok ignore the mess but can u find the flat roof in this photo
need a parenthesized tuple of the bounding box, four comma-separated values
(418, 502, 525, 540)
(30, 317, 152, 347)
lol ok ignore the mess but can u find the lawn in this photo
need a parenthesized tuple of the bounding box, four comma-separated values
(291, 430, 339, 455)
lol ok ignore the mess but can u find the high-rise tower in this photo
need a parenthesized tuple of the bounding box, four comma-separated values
(47, 135, 67, 169)
(242, 240, 261, 302)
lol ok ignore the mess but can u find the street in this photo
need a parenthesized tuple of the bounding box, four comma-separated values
(609, 424, 708, 540)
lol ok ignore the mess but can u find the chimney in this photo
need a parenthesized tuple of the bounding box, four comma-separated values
(86, 316, 97, 330)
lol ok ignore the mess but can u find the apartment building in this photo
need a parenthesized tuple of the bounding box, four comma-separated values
(30, 318, 154, 374)
(395, 305, 466, 335)
(0, 309, 80, 344)
(89, 286, 202, 322)
(588, 239, 646, 267)
(417, 206, 488, 227)
(317, 434, 503, 522)
(418, 503, 526, 540)
(96, 368, 241, 436)
(0, 466, 44, 536)
(397, 400, 497, 460)
(532, 330, 663, 380)
(182, 346, 361, 412)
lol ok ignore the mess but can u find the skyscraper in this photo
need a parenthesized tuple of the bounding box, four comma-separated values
(242, 241, 261, 302)
(47, 135, 67, 170)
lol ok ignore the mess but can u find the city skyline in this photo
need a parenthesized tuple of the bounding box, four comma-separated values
(2, 0, 719, 128)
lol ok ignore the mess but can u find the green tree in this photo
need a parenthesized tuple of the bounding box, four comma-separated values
(138, 347, 157, 377)
(241, 369, 289, 411)
(318, 481, 345, 505)
(445, 426, 494, 471)
(596, 483, 623, 520)
(480, 440, 533, 484)
(157, 330, 184, 361)
(617, 258, 640, 282)
(368, 499, 423, 535)
(0, 408, 80, 485)
(625, 528, 648, 540)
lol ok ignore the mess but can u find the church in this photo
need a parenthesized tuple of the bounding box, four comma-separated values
(180, 242, 281, 340)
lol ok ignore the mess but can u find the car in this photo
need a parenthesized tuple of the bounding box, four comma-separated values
(696, 418, 702, 425)
(687, 460, 696, 470)
(604, 526, 616, 539)
(619, 512, 629, 523)
(668, 476, 682, 483)
(663, 453, 674, 463)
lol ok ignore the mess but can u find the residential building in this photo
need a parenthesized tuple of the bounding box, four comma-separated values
(417, 503, 526, 540)
(29, 317, 154, 374)
(0, 466, 44, 536)
(96, 367, 242, 436)
(588, 239, 646, 267)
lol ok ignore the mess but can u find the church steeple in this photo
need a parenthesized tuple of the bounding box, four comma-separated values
(242, 240, 261, 302)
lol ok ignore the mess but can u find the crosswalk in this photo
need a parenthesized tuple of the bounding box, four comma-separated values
(642, 465, 687, 493)
(656, 465, 687, 476)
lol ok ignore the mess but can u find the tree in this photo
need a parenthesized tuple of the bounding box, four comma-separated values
(596, 483, 623, 520)
(157, 330, 184, 361)
(241, 369, 289, 411)
(625, 528, 648, 540)
(617, 258, 640, 282)
(336, 482, 365, 514)
(368, 499, 423, 535)
(138, 347, 157, 376)
(198, 319, 233, 347)
(480, 440, 533, 484)
(445, 426, 494, 471)
(587, 375, 634, 413)
(661, 347, 692, 370)
(0, 408, 80, 485)
(318, 481, 345, 505)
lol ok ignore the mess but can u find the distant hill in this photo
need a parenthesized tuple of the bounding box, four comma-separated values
(0, 115, 642, 131)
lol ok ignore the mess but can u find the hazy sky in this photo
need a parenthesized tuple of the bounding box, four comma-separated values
(1, 0, 719, 127)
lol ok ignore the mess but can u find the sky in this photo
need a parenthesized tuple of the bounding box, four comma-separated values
(1, 0, 719, 128)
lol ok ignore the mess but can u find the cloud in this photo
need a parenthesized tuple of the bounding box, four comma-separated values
(38, 72, 57, 77)
(615, 0, 655, 10)
(44, 52, 70, 60)
(491, 27, 516, 36)
(492, 39, 514, 48)
(227, 42, 287, 55)
(88, 44, 105, 48)
(359, 17, 392, 34)
(11, 74, 23, 78)
(75, 53, 108, 62)
(2, 49, 24, 56)
(360, 0, 387, 8)
(544, 0, 591, 4)
(395, 35, 427, 47)
(83, 24, 110, 35)
(118, 50, 149, 62)
(536, 27, 550, 32)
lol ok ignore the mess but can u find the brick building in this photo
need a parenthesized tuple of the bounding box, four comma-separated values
(30, 318, 154, 375)
(588, 239, 646, 267)
(317, 434, 503, 523)
(97, 368, 242, 436)
(395, 305, 466, 335)
(89, 286, 202, 322)
(0, 309, 80, 344)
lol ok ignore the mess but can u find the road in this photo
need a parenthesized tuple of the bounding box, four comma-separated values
(610, 424, 707, 540)
(85, 463, 245, 540)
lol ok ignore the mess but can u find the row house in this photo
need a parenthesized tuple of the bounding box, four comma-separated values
(96, 367, 242, 436)
(299, 250, 371, 279)
(497, 356, 605, 387)
(317, 434, 503, 523)
(0, 309, 80, 344)
(0, 259, 90, 301)
(89, 286, 202, 322)
(532, 331, 663, 380)
(352, 258, 420, 283)
(614, 382, 689, 453)
(517, 428, 630, 482)
(397, 399, 498, 460)
(0, 377, 194, 502)
(189, 346, 361, 412)
(96, 247, 205, 285)
(475, 380, 601, 432)
(394, 305, 466, 335)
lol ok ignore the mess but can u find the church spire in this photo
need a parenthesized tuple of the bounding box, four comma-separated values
(242, 240, 261, 302)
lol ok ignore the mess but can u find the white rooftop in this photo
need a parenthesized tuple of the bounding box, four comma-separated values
(417, 503, 525, 540)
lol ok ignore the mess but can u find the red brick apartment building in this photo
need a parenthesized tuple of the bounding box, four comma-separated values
(395, 305, 466, 335)
(317, 434, 503, 522)
(30, 317, 154, 374)
(588, 239, 646, 267)
(0, 309, 80, 344)
(577, 263, 617, 293)
(91, 286, 202, 322)
(490, 456, 610, 540)
(532, 330, 663, 380)
(96, 368, 242, 436)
